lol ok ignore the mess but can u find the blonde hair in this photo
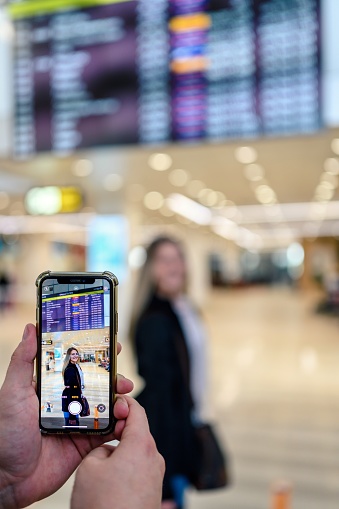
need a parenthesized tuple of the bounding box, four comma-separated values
(129, 236, 187, 344)
(62, 347, 79, 377)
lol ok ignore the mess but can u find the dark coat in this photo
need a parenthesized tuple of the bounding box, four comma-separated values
(134, 294, 199, 499)
(61, 363, 82, 413)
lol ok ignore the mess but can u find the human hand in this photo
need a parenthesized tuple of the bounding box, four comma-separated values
(0, 323, 134, 509)
(71, 396, 165, 509)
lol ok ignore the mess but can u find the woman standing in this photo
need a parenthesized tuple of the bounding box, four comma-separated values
(62, 347, 84, 426)
(130, 237, 209, 509)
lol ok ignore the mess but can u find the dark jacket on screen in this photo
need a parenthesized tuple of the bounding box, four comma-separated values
(134, 294, 199, 499)
(61, 363, 82, 413)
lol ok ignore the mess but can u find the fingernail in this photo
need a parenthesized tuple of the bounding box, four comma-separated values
(23, 324, 29, 341)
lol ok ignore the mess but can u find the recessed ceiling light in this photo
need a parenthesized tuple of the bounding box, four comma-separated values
(235, 146, 257, 164)
(213, 192, 226, 208)
(72, 159, 93, 177)
(244, 163, 265, 181)
(148, 153, 172, 171)
(320, 172, 338, 188)
(143, 191, 164, 210)
(159, 204, 175, 217)
(169, 169, 189, 187)
(315, 183, 334, 201)
(197, 188, 218, 207)
(255, 185, 276, 204)
(331, 139, 339, 156)
(324, 158, 339, 175)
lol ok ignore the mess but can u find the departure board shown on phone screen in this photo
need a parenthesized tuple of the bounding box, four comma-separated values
(42, 287, 105, 333)
(11, 0, 321, 156)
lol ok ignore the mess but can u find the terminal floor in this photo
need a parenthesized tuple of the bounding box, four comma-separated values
(0, 286, 338, 509)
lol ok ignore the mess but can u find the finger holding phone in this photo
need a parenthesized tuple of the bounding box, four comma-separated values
(0, 323, 133, 509)
(71, 396, 165, 509)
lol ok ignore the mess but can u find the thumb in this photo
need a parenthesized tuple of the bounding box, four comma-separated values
(3, 324, 37, 392)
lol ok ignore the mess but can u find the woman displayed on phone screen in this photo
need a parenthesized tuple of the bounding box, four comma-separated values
(61, 347, 84, 426)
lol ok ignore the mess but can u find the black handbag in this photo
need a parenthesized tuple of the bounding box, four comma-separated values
(192, 424, 229, 491)
(80, 396, 90, 417)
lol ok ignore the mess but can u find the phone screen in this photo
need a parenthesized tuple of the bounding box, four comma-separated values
(38, 275, 115, 433)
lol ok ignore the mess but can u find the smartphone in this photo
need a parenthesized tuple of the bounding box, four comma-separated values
(35, 270, 118, 435)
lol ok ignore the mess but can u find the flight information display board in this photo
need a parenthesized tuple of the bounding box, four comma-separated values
(42, 287, 104, 332)
(11, 0, 321, 156)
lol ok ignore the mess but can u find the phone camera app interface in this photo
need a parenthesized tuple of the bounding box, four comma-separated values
(40, 278, 111, 430)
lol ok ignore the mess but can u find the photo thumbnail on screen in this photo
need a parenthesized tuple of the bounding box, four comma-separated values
(40, 278, 112, 431)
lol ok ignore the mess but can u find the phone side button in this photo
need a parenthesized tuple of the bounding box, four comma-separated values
(115, 312, 118, 333)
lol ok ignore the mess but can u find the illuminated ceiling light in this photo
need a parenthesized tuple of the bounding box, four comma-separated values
(144, 191, 164, 210)
(25, 187, 62, 215)
(255, 185, 276, 204)
(186, 179, 205, 197)
(148, 153, 172, 171)
(221, 200, 238, 219)
(244, 163, 265, 181)
(128, 246, 147, 269)
(235, 227, 262, 249)
(211, 223, 237, 241)
(309, 202, 327, 220)
(213, 191, 226, 209)
(0, 192, 10, 210)
(264, 205, 282, 218)
(324, 158, 339, 175)
(320, 172, 338, 188)
(72, 159, 93, 177)
(103, 174, 123, 192)
(318, 180, 334, 190)
(197, 188, 218, 207)
(315, 182, 334, 201)
(211, 215, 238, 240)
(331, 138, 339, 155)
(166, 193, 212, 225)
(235, 146, 257, 164)
(169, 169, 189, 187)
(159, 204, 175, 217)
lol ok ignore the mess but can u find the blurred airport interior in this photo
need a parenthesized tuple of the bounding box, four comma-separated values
(0, 0, 339, 507)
